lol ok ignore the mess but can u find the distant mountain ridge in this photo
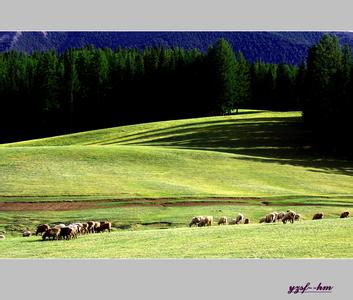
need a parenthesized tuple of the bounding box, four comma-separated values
(1, 31, 353, 65)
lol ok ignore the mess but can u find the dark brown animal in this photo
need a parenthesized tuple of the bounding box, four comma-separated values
(312, 213, 324, 220)
(36, 224, 49, 236)
(197, 216, 213, 227)
(282, 211, 296, 224)
(42, 228, 61, 241)
(198, 217, 207, 227)
(244, 218, 249, 224)
(340, 211, 349, 218)
(189, 216, 202, 227)
(277, 212, 285, 221)
(59, 227, 74, 240)
(96, 222, 112, 233)
(218, 216, 227, 225)
(260, 213, 276, 223)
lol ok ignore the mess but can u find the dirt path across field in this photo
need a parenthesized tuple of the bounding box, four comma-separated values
(0, 197, 262, 211)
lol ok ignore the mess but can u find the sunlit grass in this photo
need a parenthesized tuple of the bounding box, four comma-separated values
(1, 110, 353, 200)
(1, 217, 352, 258)
(1, 110, 353, 258)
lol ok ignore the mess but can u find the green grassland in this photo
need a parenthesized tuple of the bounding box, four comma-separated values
(1, 217, 352, 258)
(1, 110, 353, 258)
(1, 110, 353, 200)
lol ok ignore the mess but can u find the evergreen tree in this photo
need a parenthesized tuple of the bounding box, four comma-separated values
(206, 39, 237, 114)
(304, 34, 342, 127)
(63, 49, 79, 132)
(303, 34, 343, 152)
(234, 51, 250, 113)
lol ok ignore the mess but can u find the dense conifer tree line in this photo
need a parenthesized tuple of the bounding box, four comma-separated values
(1, 36, 352, 156)
(302, 34, 353, 155)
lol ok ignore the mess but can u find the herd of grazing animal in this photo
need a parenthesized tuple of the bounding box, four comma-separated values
(189, 216, 214, 227)
(189, 210, 351, 227)
(0, 211, 351, 241)
(260, 210, 298, 224)
(32, 221, 112, 241)
(190, 213, 245, 227)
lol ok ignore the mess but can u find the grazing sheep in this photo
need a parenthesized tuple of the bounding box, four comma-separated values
(189, 216, 202, 227)
(272, 212, 278, 222)
(87, 221, 95, 233)
(218, 216, 228, 225)
(81, 223, 89, 234)
(259, 216, 266, 223)
(294, 214, 301, 221)
(340, 211, 349, 218)
(235, 213, 244, 224)
(36, 224, 49, 236)
(93, 222, 101, 233)
(277, 212, 285, 221)
(0, 234, 5, 239)
(205, 216, 213, 226)
(197, 216, 213, 227)
(71, 228, 78, 239)
(229, 218, 238, 225)
(96, 222, 112, 233)
(264, 213, 276, 223)
(72, 223, 83, 234)
(22, 230, 32, 237)
(54, 224, 66, 230)
(282, 211, 296, 224)
(68, 224, 79, 234)
(42, 228, 61, 241)
(244, 218, 250, 224)
(197, 217, 206, 227)
(229, 219, 237, 225)
(59, 227, 74, 240)
(312, 213, 324, 220)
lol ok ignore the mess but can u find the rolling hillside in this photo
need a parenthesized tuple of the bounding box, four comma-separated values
(1, 110, 353, 258)
(1, 110, 353, 203)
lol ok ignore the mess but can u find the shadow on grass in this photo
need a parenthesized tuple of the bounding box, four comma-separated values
(102, 114, 353, 176)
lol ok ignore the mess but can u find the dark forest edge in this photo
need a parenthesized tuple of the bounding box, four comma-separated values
(0, 35, 351, 157)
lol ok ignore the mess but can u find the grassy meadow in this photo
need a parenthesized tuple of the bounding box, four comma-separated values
(1, 110, 353, 258)
(1, 217, 352, 258)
